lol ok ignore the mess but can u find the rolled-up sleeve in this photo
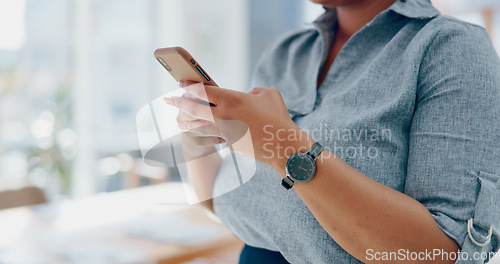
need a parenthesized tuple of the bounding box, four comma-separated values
(405, 22, 500, 263)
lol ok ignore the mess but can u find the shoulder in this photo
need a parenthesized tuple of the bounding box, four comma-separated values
(426, 15, 490, 37)
(415, 15, 500, 110)
(419, 15, 498, 61)
(416, 15, 500, 80)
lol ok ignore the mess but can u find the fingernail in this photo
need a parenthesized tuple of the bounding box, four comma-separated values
(164, 97, 172, 104)
(178, 81, 185, 87)
(178, 123, 187, 130)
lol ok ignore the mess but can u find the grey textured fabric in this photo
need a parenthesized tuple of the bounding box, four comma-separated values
(212, 0, 500, 263)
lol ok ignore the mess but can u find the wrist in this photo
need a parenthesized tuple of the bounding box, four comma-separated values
(266, 126, 315, 176)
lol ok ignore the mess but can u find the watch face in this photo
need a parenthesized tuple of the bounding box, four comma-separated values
(286, 153, 316, 182)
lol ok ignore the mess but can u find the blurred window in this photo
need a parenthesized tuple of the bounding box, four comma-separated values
(0, 0, 319, 199)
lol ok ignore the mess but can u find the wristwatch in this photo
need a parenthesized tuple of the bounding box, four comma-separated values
(281, 142, 324, 190)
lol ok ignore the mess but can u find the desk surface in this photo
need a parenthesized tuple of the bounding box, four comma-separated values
(0, 183, 243, 264)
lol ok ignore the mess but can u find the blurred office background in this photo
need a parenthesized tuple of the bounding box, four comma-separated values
(0, 0, 499, 202)
(0, 0, 324, 201)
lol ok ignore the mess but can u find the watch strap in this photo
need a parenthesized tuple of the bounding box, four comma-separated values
(308, 142, 324, 160)
(281, 176, 295, 190)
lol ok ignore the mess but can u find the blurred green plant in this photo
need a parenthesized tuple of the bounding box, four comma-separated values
(26, 83, 75, 195)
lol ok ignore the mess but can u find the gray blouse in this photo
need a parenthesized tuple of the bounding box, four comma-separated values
(212, 0, 500, 263)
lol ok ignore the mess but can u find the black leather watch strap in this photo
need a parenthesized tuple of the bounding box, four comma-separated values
(281, 177, 294, 190)
(308, 142, 324, 160)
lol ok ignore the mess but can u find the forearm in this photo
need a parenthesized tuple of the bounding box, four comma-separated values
(185, 148, 222, 212)
(270, 129, 459, 263)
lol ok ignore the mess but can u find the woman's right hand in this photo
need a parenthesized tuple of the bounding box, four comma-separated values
(172, 93, 225, 161)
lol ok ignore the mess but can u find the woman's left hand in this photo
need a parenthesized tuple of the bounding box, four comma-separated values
(164, 81, 312, 169)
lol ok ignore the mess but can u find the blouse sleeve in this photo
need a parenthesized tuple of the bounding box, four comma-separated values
(405, 21, 500, 263)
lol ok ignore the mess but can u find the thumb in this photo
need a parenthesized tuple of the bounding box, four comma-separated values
(248, 87, 269, 95)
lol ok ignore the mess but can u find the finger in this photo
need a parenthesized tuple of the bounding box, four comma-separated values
(165, 96, 215, 121)
(180, 81, 240, 106)
(180, 121, 220, 137)
(248, 87, 268, 95)
(176, 94, 212, 123)
(188, 136, 225, 147)
(249, 87, 281, 98)
(179, 82, 210, 102)
(181, 92, 211, 106)
(178, 120, 213, 130)
(181, 92, 200, 102)
(180, 80, 200, 87)
(176, 110, 198, 123)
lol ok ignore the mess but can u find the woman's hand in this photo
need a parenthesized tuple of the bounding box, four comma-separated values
(164, 81, 312, 169)
(170, 92, 224, 161)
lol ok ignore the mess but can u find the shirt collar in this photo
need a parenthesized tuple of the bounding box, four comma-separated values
(388, 0, 440, 20)
(313, 0, 440, 29)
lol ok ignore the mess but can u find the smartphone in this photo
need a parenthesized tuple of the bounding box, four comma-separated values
(154, 46, 218, 87)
